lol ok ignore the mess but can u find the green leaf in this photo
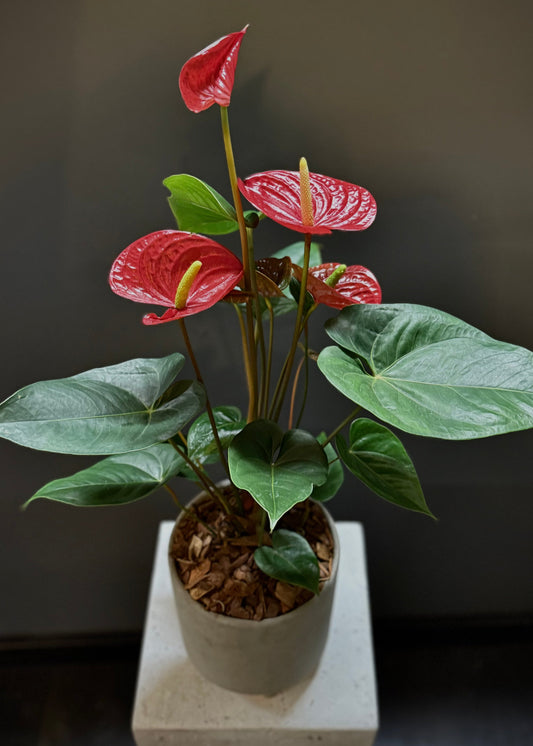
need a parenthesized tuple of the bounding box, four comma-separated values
(272, 241, 323, 269)
(23, 444, 186, 508)
(318, 304, 533, 440)
(228, 420, 328, 529)
(163, 174, 239, 235)
(289, 277, 316, 315)
(244, 210, 265, 228)
(259, 295, 298, 318)
(254, 529, 320, 594)
(0, 354, 205, 455)
(337, 419, 433, 516)
(311, 433, 344, 502)
(271, 241, 323, 305)
(187, 406, 246, 465)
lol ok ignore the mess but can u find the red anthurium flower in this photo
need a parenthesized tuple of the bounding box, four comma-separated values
(293, 262, 382, 308)
(238, 166, 377, 235)
(109, 230, 243, 325)
(179, 26, 248, 113)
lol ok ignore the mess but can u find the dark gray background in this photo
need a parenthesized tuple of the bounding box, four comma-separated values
(1, 0, 532, 637)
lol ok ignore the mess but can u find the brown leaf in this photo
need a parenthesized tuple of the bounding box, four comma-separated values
(255, 271, 285, 297)
(188, 534, 203, 560)
(319, 560, 330, 580)
(256, 257, 292, 288)
(223, 578, 250, 598)
(200, 534, 213, 558)
(206, 570, 226, 589)
(316, 541, 329, 561)
(274, 582, 300, 612)
(185, 559, 212, 589)
(228, 535, 260, 547)
(190, 581, 213, 601)
(233, 564, 254, 583)
(229, 552, 251, 571)
(227, 598, 252, 619)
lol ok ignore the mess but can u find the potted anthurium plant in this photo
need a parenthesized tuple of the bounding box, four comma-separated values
(2, 26, 533, 696)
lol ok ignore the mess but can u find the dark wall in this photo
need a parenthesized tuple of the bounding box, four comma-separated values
(1, 0, 532, 636)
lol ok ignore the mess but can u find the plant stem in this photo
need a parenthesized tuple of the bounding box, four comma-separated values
(288, 355, 305, 430)
(246, 226, 267, 415)
(233, 303, 254, 409)
(178, 318, 231, 477)
(322, 406, 362, 447)
(295, 324, 310, 428)
(257, 505, 268, 546)
(167, 438, 232, 515)
(220, 106, 258, 420)
(270, 233, 312, 420)
(261, 297, 275, 417)
(163, 484, 216, 537)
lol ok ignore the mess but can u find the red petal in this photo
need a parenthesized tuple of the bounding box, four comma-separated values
(109, 230, 243, 323)
(238, 170, 377, 234)
(179, 27, 248, 113)
(293, 262, 381, 308)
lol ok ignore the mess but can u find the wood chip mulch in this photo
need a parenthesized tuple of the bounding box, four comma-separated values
(169, 488, 334, 621)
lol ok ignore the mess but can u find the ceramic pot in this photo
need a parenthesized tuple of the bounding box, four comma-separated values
(168, 491, 339, 696)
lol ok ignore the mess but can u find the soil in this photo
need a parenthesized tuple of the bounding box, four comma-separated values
(169, 487, 334, 621)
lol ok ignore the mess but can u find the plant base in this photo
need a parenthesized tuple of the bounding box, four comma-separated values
(132, 520, 378, 746)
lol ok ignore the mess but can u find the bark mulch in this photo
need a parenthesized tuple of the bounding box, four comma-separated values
(169, 488, 334, 621)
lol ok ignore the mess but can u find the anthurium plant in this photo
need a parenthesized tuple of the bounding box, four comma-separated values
(2, 26, 533, 597)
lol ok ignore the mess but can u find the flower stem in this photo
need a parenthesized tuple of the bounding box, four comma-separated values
(294, 323, 310, 429)
(246, 226, 267, 414)
(233, 303, 254, 409)
(261, 297, 275, 417)
(288, 355, 305, 430)
(270, 233, 312, 421)
(178, 318, 231, 477)
(220, 106, 258, 420)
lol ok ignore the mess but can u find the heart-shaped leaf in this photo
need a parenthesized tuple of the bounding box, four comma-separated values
(337, 419, 433, 516)
(164, 174, 239, 235)
(289, 277, 316, 316)
(187, 406, 246, 465)
(0, 354, 205, 454)
(228, 420, 328, 529)
(311, 433, 344, 502)
(273, 241, 323, 304)
(318, 304, 533, 440)
(254, 271, 286, 298)
(23, 443, 186, 508)
(243, 243, 324, 320)
(254, 529, 320, 594)
(255, 257, 293, 290)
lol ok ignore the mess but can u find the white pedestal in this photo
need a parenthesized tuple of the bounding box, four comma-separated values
(132, 521, 378, 746)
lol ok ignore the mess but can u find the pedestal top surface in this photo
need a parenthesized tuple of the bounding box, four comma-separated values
(132, 521, 378, 744)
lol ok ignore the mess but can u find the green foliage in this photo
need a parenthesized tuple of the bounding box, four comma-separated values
(187, 406, 246, 465)
(228, 420, 328, 529)
(337, 419, 433, 516)
(254, 529, 320, 594)
(0, 355, 204, 454)
(24, 444, 186, 508)
(164, 174, 239, 235)
(164, 174, 264, 235)
(318, 304, 533, 440)
(310, 433, 344, 502)
(272, 241, 323, 269)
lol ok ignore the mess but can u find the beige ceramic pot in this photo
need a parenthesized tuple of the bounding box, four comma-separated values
(168, 491, 339, 696)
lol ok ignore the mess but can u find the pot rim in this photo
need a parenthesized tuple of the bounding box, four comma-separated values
(168, 489, 340, 629)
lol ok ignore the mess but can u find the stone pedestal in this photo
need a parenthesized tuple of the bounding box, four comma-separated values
(132, 521, 378, 746)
